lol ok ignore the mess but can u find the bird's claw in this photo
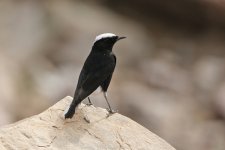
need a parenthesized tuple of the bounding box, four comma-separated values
(86, 103, 93, 106)
(106, 108, 117, 117)
(64, 108, 75, 119)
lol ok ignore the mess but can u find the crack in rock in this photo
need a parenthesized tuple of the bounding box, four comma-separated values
(21, 131, 31, 139)
(116, 140, 125, 150)
(37, 136, 56, 148)
(116, 130, 132, 150)
(83, 128, 104, 143)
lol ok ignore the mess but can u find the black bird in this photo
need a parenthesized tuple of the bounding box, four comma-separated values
(65, 33, 126, 119)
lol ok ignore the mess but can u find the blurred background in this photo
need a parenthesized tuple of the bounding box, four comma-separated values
(0, 0, 225, 149)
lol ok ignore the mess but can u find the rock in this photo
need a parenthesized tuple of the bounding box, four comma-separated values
(0, 96, 175, 150)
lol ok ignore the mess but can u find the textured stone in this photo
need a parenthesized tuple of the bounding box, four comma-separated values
(0, 96, 175, 150)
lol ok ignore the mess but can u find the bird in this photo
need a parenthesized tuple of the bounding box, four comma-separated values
(64, 33, 126, 119)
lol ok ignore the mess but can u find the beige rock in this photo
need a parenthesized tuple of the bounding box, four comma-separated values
(0, 96, 175, 150)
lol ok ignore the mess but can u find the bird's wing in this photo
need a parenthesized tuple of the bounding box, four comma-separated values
(74, 54, 116, 101)
(82, 60, 115, 92)
(101, 55, 116, 92)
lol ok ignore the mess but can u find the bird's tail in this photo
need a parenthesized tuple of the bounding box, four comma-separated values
(64, 97, 81, 119)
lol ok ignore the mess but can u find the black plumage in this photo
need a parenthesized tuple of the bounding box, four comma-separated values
(65, 33, 125, 119)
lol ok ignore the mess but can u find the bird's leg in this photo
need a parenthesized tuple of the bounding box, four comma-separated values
(64, 104, 76, 119)
(103, 92, 116, 114)
(87, 97, 93, 106)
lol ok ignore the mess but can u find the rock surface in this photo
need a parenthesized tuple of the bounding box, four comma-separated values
(0, 96, 175, 150)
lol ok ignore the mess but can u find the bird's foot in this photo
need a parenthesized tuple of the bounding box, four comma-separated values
(86, 102, 93, 106)
(106, 109, 117, 117)
(86, 97, 93, 106)
(64, 108, 75, 119)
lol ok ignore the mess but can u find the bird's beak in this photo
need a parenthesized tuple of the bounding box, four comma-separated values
(117, 36, 126, 41)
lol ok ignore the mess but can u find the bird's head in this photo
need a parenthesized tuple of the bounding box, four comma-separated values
(93, 33, 126, 51)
